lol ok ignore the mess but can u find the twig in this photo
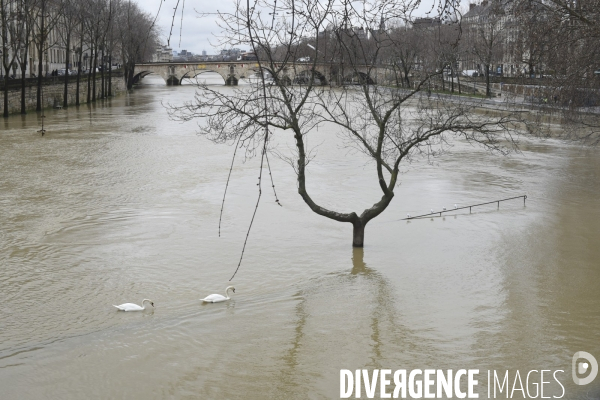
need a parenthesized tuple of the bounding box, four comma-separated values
(179, 0, 186, 48)
(168, 0, 182, 47)
(265, 151, 281, 206)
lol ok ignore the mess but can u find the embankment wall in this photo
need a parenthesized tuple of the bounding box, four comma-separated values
(1, 76, 127, 115)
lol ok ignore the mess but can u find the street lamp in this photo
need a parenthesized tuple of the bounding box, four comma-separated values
(0, 49, 3, 79)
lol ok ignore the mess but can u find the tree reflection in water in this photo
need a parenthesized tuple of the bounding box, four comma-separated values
(273, 248, 418, 398)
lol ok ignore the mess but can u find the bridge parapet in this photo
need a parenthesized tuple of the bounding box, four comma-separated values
(133, 61, 395, 87)
(133, 62, 262, 86)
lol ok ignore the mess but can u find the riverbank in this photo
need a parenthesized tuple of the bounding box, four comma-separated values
(1, 74, 127, 115)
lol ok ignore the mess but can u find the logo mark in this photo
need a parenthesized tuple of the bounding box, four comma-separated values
(572, 351, 598, 385)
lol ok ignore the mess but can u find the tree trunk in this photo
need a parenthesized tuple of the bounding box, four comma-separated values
(86, 48, 93, 103)
(108, 53, 112, 96)
(3, 75, 8, 118)
(126, 63, 134, 89)
(107, 0, 113, 97)
(20, 29, 30, 114)
(76, 20, 83, 106)
(20, 64, 27, 114)
(441, 70, 445, 91)
(76, 50, 82, 105)
(92, 47, 97, 101)
(63, 35, 71, 108)
(36, 43, 43, 111)
(293, 117, 395, 248)
(352, 220, 365, 247)
(100, 46, 105, 98)
(36, 4, 45, 112)
(486, 64, 491, 97)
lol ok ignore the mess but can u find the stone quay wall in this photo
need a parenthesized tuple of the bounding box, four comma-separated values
(1, 76, 127, 115)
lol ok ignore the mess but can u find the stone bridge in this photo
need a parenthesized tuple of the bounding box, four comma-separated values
(133, 61, 395, 86)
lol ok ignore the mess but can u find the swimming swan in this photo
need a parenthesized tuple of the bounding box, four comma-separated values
(114, 299, 154, 311)
(201, 286, 236, 303)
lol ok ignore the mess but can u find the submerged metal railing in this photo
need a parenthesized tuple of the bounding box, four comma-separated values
(403, 195, 527, 220)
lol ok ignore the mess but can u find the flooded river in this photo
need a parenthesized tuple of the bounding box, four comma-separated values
(1, 75, 599, 399)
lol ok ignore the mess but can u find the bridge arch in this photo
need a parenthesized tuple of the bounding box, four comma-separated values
(132, 69, 181, 86)
(134, 62, 265, 86)
(133, 62, 383, 87)
(132, 71, 153, 85)
(180, 70, 226, 84)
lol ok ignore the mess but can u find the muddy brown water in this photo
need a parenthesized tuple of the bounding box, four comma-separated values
(1, 74, 599, 399)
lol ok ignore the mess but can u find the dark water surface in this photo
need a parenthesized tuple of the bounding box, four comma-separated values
(1, 75, 599, 399)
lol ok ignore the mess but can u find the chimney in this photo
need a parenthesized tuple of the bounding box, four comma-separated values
(481, 0, 488, 6)
(469, 3, 476, 10)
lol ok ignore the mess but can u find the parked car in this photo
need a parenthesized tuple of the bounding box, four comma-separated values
(297, 56, 311, 62)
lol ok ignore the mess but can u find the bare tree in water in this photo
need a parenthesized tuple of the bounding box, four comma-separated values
(169, 0, 526, 250)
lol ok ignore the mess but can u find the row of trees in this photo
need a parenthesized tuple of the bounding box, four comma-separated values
(446, 0, 599, 117)
(0, 0, 158, 117)
(520, 0, 600, 143)
(255, 0, 600, 141)
(265, 0, 598, 100)
(462, 0, 599, 105)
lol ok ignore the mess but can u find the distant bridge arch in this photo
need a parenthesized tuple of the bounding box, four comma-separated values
(134, 62, 262, 86)
(133, 61, 383, 87)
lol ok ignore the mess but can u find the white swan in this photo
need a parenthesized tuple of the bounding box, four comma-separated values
(454, 204, 458, 209)
(201, 286, 236, 303)
(114, 299, 154, 311)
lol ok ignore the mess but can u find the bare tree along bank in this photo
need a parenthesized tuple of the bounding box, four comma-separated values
(0, 0, 158, 118)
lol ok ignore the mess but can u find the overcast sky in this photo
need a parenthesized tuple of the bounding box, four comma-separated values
(139, 0, 229, 55)
(138, 0, 465, 55)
